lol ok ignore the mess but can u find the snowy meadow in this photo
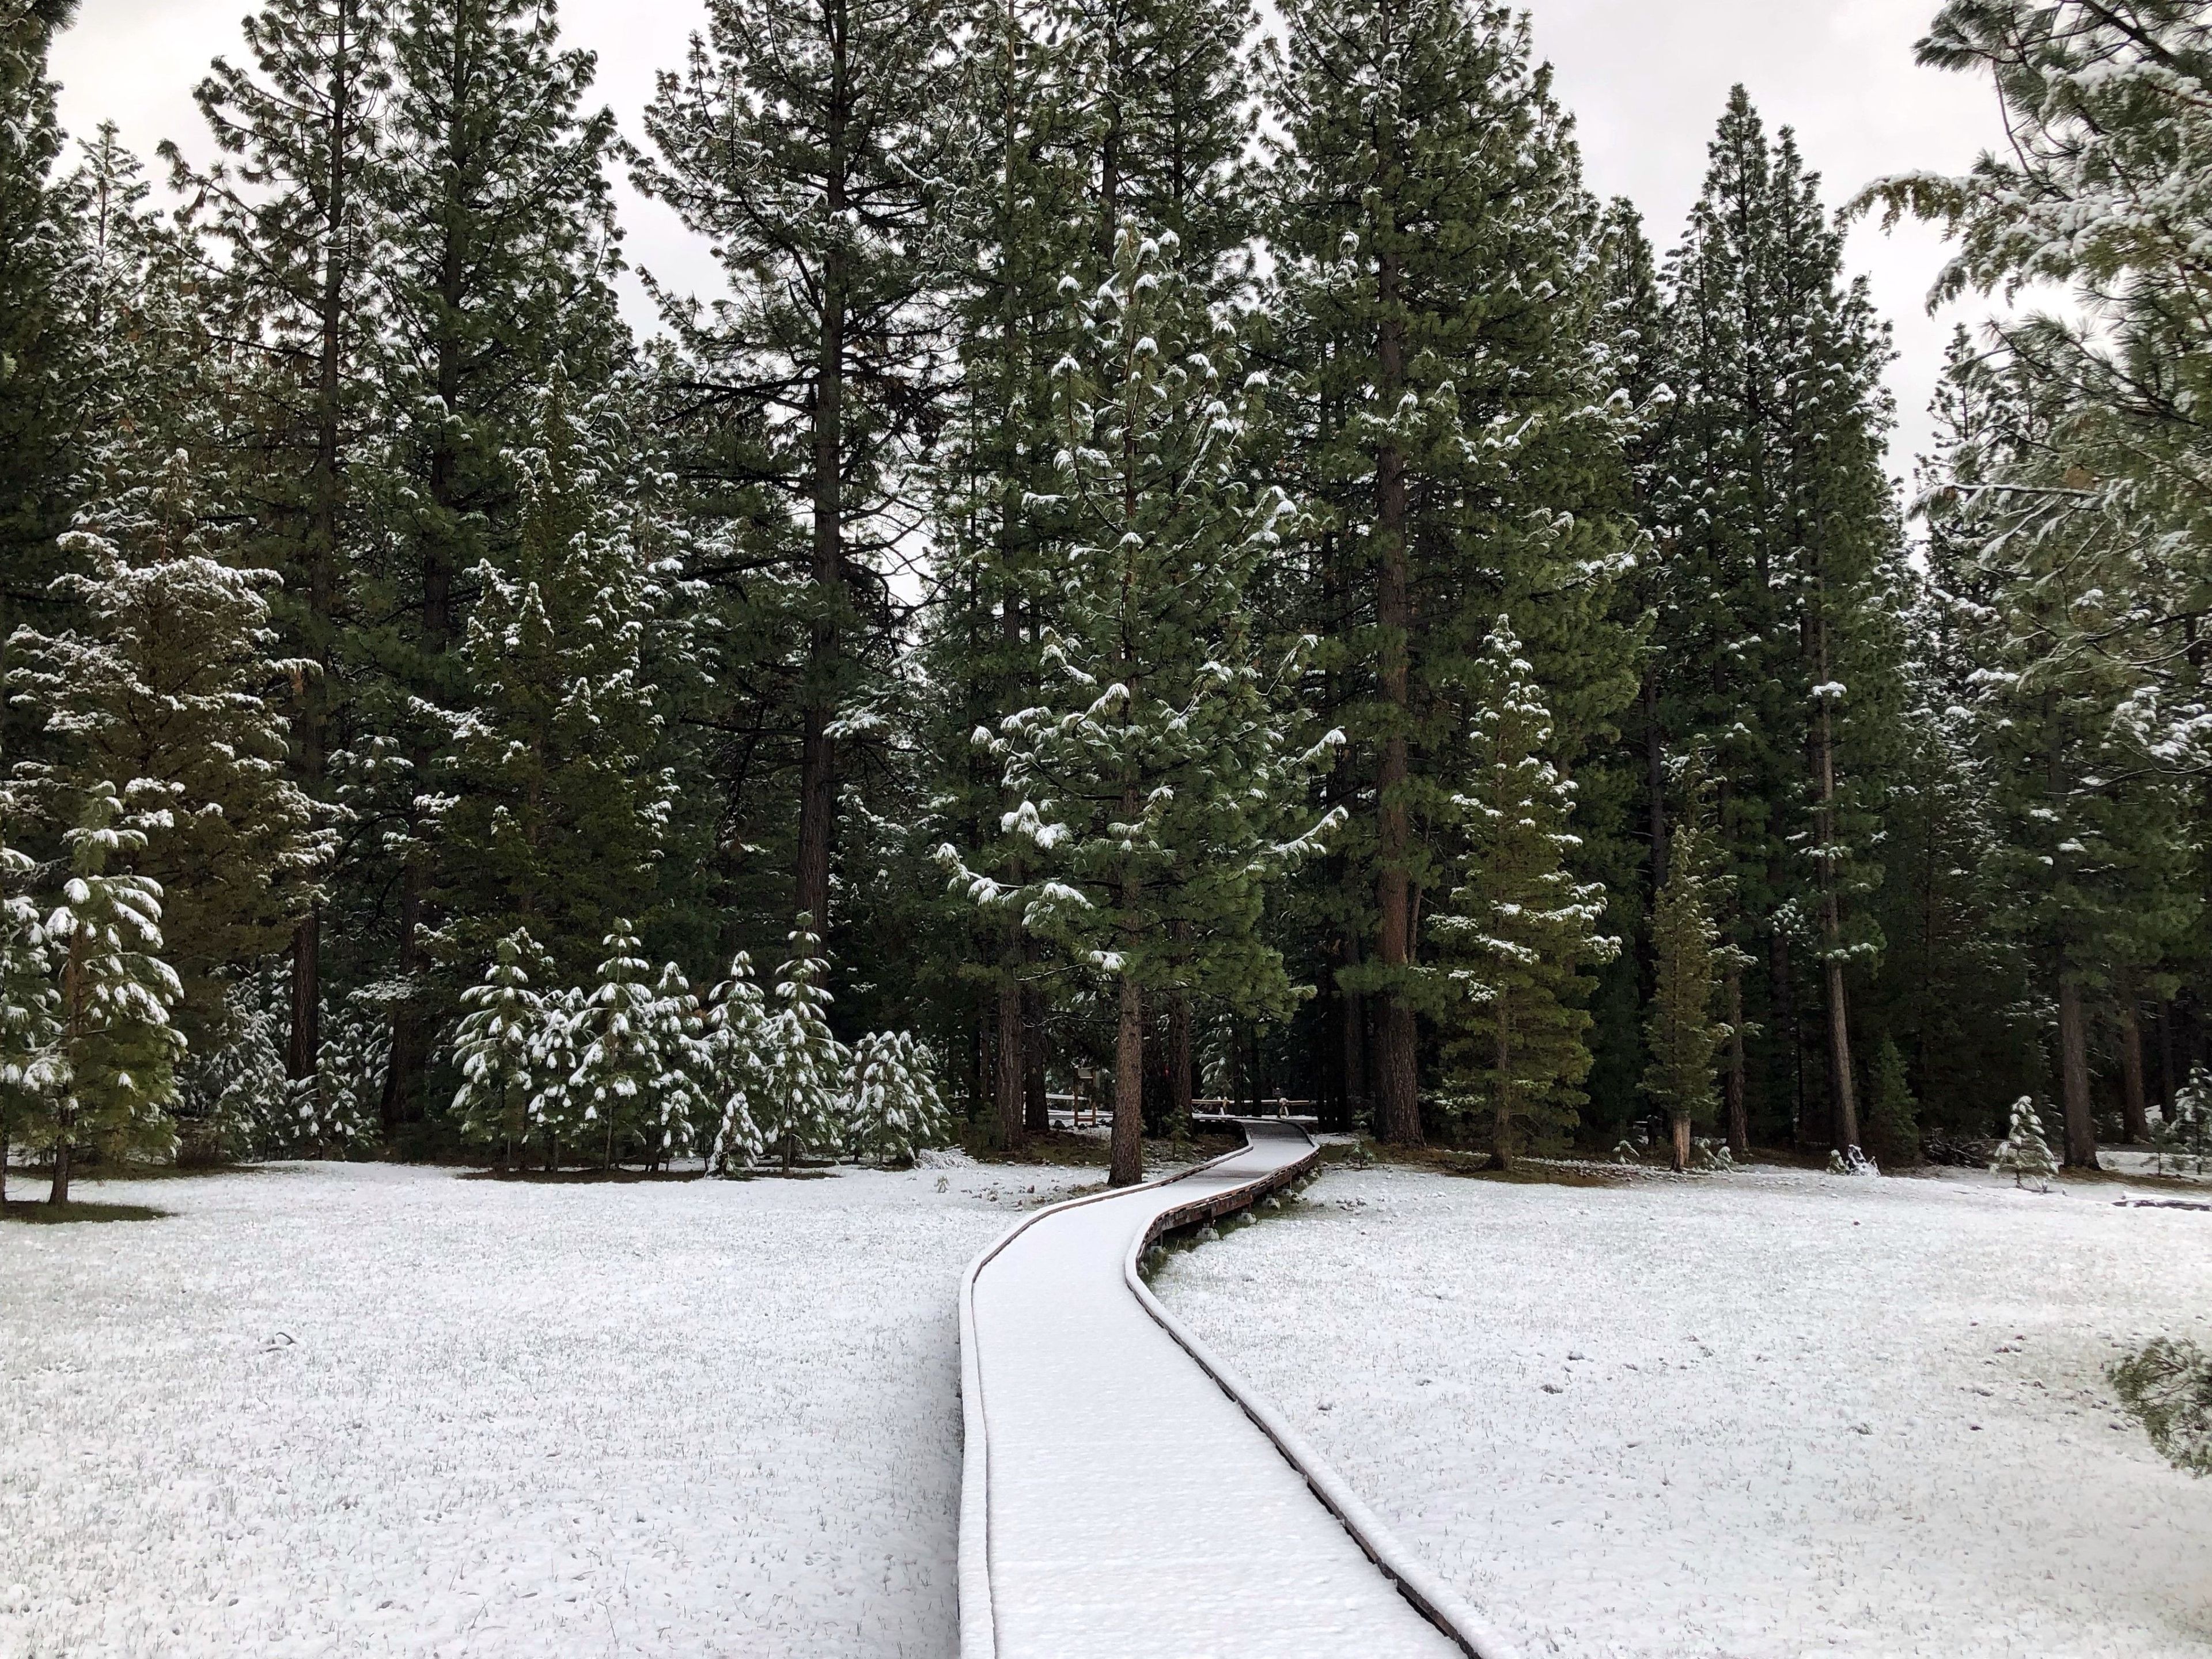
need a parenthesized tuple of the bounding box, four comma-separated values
(0, 1161, 1080, 1659)
(1156, 1164, 2212, 1659)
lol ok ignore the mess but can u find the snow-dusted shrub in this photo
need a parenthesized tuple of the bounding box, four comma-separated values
(1825, 1145, 1877, 1176)
(2150, 1069, 2211, 1177)
(1691, 1137, 1736, 1173)
(844, 1029, 951, 1166)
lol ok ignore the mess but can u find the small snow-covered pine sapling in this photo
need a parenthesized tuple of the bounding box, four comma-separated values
(299, 1001, 389, 1158)
(569, 920, 658, 1169)
(1991, 1095, 2059, 1191)
(0, 840, 59, 1209)
(40, 782, 186, 1203)
(845, 1030, 952, 1166)
(1825, 1146, 1877, 1176)
(641, 963, 711, 1170)
(182, 978, 287, 1161)
(527, 984, 586, 1171)
(2109, 1338, 2212, 1478)
(703, 952, 768, 1175)
(448, 930, 545, 1171)
(757, 919, 847, 1173)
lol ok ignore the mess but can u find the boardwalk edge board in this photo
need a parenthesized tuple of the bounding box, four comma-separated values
(957, 1123, 1522, 1659)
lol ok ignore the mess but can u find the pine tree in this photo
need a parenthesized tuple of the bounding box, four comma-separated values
(166, 0, 389, 1090)
(845, 1029, 950, 1165)
(1643, 813, 1734, 1172)
(2109, 1337, 2212, 1479)
(1431, 623, 1619, 1171)
(1651, 87, 1905, 1155)
(6, 445, 326, 1054)
(703, 950, 768, 1174)
(433, 379, 675, 980)
(1864, 1035, 1921, 1169)
(36, 781, 185, 1202)
(640, 961, 710, 1168)
(565, 919, 656, 1169)
(757, 919, 847, 1171)
(638, 0, 956, 941)
(942, 228, 1334, 1187)
(1264, 0, 1634, 1146)
(1991, 1094, 2059, 1191)
(298, 995, 386, 1154)
(525, 982, 584, 1169)
(447, 929, 544, 1168)
(177, 976, 288, 1162)
(0, 0, 86, 677)
(361, 0, 629, 1130)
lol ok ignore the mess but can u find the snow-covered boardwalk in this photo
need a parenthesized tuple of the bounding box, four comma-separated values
(959, 1121, 1493, 1659)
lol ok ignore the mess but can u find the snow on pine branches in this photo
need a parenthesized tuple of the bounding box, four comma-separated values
(438, 918, 951, 1172)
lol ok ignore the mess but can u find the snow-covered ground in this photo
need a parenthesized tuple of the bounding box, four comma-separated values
(0, 1160, 1079, 1659)
(1154, 1163, 2212, 1659)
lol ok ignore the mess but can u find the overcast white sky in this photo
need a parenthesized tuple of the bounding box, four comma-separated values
(51, 0, 1997, 478)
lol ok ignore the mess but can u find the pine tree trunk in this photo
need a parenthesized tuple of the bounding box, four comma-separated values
(1491, 1020, 1513, 1172)
(1340, 930, 1368, 1131)
(1775, 930, 1813, 1151)
(290, 907, 322, 1088)
(1023, 981, 1049, 1135)
(1111, 971, 1144, 1187)
(1170, 988, 1193, 1130)
(1824, 958, 1859, 1152)
(47, 1122, 70, 1207)
(1671, 1111, 1691, 1173)
(2157, 995, 2179, 1113)
(1373, 247, 1421, 1149)
(2058, 975, 2099, 1170)
(1725, 963, 1748, 1157)
(2119, 994, 2150, 1143)
(289, 7, 361, 1090)
(1643, 669, 1668, 893)
(796, 62, 850, 940)
(995, 975, 1025, 1153)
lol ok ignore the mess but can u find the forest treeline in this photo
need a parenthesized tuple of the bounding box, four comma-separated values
(2, 0, 2209, 1192)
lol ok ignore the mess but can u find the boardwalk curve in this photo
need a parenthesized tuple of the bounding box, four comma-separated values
(957, 1120, 1519, 1659)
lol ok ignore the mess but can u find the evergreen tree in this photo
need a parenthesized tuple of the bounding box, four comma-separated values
(1991, 1093, 2059, 1190)
(942, 228, 1334, 1187)
(361, 0, 628, 1129)
(845, 1029, 950, 1165)
(1643, 813, 1734, 1171)
(7, 445, 326, 1054)
(1264, 0, 1634, 1145)
(298, 995, 387, 1154)
(565, 918, 655, 1168)
(447, 928, 544, 1168)
(432, 379, 675, 980)
(1650, 87, 1904, 1154)
(1863, 1035, 1921, 1169)
(703, 950, 768, 1173)
(0, 0, 86, 674)
(638, 0, 956, 942)
(640, 961, 709, 1168)
(1431, 623, 1618, 1171)
(177, 976, 289, 1161)
(757, 919, 847, 1171)
(166, 0, 389, 1088)
(36, 781, 185, 1202)
(524, 981, 584, 1169)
